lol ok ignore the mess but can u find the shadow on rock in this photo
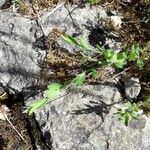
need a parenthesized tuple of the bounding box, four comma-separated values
(71, 100, 119, 122)
(83, 20, 119, 49)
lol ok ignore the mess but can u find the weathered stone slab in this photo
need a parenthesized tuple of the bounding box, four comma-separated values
(0, 12, 46, 93)
(40, 4, 121, 53)
(30, 84, 150, 150)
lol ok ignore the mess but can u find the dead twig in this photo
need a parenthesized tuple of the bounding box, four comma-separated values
(0, 92, 7, 99)
(2, 113, 27, 143)
(105, 67, 131, 82)
(111, 67, 131, 79)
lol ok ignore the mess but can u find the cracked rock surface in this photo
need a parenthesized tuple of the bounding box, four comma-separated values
(30, 84, 150, 150)
(0, 12, 46, 93)
(40, 4, 121, 53)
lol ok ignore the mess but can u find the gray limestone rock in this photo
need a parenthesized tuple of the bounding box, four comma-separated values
(25, 83, 150, 150)
(123, 77, 141, 99)
(0, 0, 6, 8)
(39, 4, 122, 53)
(0, 12, 46, 93)
(26, 83, 122, 149)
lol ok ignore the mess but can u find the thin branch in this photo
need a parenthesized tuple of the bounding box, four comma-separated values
(0, 92, 7, 99)
(105, 67, 131, 81)
(111, 67, 131, 79)
(2, 113, 26, 143)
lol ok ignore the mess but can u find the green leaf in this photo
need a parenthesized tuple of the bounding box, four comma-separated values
(115, 52, 127, 68)
(71, 72, 86, 86)
(128, 44, 139, 61)
(47, 83, 62, 91)
(137, 58, 144, 69)
(91, 69, 100, 79)
(86, 0, 98, 5)
(26, 99, 48, 115)
(113, 101, 141, 126)
(62, 35, 79, 46)
(95, 45, 104, 55)
(103, 49, 114, 59)
(103, 50, 125, 67)
(79, 38, 91, 51)
(25, 83, 62, 115)
(131, 112, 140, 119)
(47, 83, 62, 99)
(124, 113, 132, 126)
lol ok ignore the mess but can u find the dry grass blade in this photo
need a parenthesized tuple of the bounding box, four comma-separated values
(2, 113, 26, 143)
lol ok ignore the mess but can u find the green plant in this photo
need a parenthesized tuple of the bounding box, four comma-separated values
(71, 72, 86, 86)
(102, 49, 127, 68)
(25, 72, 87, 115)
(113, 102, 141, 126)
(25, 83, 62, 115)
(26, 35, 144, 115)
(86, 0, 99, 5)
(127, 44, 144, 69)
(62, 35, 144, 69)
(90, 69, 100, 79)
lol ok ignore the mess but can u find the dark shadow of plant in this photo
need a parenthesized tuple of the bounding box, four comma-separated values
(83, 20, 119, 49)
(71, 100, 120, 122)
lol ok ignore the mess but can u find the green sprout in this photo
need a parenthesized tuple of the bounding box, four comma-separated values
(71, 72, 86, 87)
(62, 34, 144, 69)
(113, 102, 141, 126)
(25, 83, 62, 115)
(26, 35, 144, 115)
(127, 44, 144, 69)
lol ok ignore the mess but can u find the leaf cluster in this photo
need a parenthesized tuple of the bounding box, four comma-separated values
(25, 83, 62, 115)
(114, 102, 141, 126)
(26, 72, 87, 115)
(62, 35, 144, 69)
(114, 101, 140, 126)
(26, 35, 144, 115)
